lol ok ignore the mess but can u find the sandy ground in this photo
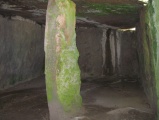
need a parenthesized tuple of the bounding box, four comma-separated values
(0, 76, 155, 120)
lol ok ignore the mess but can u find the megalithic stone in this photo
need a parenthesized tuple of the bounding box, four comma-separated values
(44, 0, 82, 120)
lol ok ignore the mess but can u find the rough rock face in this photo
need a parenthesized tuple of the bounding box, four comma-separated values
(76, 27, 103, 79)
(0, 0, 144, 28)
(117, 30, 139, 78)
(0, 16, 139, 89)
(76, 27, 139, 80)
(0, 15, 45, 90)
(136, 0, 159, 115)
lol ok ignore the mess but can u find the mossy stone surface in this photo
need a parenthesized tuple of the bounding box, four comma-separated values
(77, 2, 140, 17)
(141, 0, 159, 118)
(45, 0, 82, 113)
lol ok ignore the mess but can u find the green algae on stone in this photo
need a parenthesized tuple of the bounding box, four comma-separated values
(141, 0, 159, 118)
(147, 1, 157, 62)
(151, 0, 159, 118)
(55, 0, 82, 111)
(78, 3, 139, 16)
(45, 0, 58, 103)
(45, 0, 82, 112)
(142, 3, 157, 111)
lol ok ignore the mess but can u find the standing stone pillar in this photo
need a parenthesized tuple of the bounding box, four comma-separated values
(44, 0, 82, 120)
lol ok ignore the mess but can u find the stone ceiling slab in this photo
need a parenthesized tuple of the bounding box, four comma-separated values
(0, 0, 146, 28)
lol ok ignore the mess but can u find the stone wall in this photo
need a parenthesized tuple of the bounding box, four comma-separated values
(76, 27, 139, 80)
(76, 27, 103, 80)
(136, 1, 159, 117)
(117, 30, 139, 78)
(0, 15, 139, 90)
(0, 16, 45, 90)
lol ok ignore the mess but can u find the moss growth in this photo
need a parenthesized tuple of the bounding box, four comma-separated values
(78, 3, 139, 16)
(147, 1, 157, 62)
(143, 3, 157, 113)
(56, 0, 82, 111)
(45, 71, 54, 102)
(142, 0, 159, 118)
(45, 0, 82, 112)
(45, 0, 58, 103)
(151, 0, 159, 119)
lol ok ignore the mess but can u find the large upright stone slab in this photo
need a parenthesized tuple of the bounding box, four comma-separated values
(44, 0, 82, 120)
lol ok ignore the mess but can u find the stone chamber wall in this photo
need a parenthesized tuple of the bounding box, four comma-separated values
(136, 0, 159, 117)
(0, 16, 139, 90)
(0, 16, 45, 90)
(76, 27, 139, 80)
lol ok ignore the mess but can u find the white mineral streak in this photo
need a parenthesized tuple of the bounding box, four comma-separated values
(101, 29, 107, 69)
(86, 9, 102, 13)
(116, 31, 121, 70)
(1, 4, 21, 11)
(110, 31, 116, 72)
(12, 16, 36, 24)
(1, 3, 45, 16)
(27, 9, 46, 16)
(76, 17, 119, 29)
(138, 0, 148, 3)
(0, 15, 37, 25)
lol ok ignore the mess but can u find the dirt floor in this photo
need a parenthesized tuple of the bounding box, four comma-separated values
(0, 76, 155, 120)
